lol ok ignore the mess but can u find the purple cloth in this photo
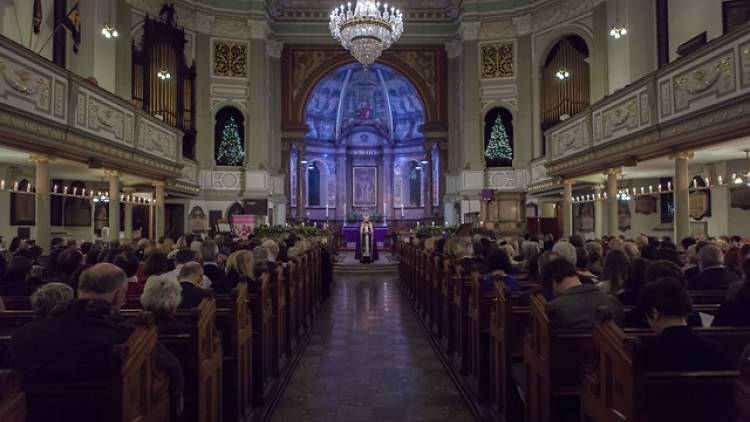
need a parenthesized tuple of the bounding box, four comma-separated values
(355, 236, 379, 261)
(342, 225, 387, 243)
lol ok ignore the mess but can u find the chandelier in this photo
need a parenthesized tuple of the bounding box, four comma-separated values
(329, 0, 404, 69)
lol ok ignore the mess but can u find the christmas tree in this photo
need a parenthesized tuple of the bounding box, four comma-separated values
(217, 116, 244, 166)
(485, 115, 512, 165)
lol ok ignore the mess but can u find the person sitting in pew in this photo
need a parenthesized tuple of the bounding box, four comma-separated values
(639, 277, 731, 371)
(4, 263, 185, 416)
(0, 255, 42, 296)
(201, 240, 225, 286)
(481, 248, 520, 293)
(141, 274, 189, 333)
(713, 258, 750, 327)
(212, 250, 256, 293)
(169, 249, 211, 289)
(687, 245, 740, 290)
(176, 262, 208, 309)
(546, 258, 625, 329)
(110, 250, 142, 296)
(30, 282, 73, 318)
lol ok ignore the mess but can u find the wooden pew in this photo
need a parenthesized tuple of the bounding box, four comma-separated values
(490, 284, 531, 418)
(736, 370, 750, 422)
(0, 370, 25, 422)
(157, 298, 223, 422)
(249, 273, 273, 405)
(523, 293, 596, 422)
(581, 312, 740, 422)
(441, 256, 457, 355)
(271, 263, 288, 375)
(467, 271, 494, 399)
(689, 290, 728, 304)
(0, 296, 31, 311)
(430, 254, 443, 336)
(452, 265, 473, 375)
(215, 283, 253, 422)
(285, 260, 298, 352)
(23, 320, 171, 422)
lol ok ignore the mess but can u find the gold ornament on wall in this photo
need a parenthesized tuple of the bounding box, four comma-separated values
(481, 42, 514, 79)
(214, 41, 248, 78)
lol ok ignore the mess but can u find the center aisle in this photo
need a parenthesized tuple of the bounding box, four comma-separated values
(270, 273, 476, 422)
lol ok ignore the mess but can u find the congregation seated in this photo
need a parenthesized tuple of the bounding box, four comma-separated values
(583, 241, 603, 276)
(714, 258, 750, 326)
(0, 255, 41, 296)
(482, 248, 520, 292)
(545, 257, 625, 329)
(29, 282, 73, 318)
(687, 245, 740, 290)
(596, 248, 629, 295)
(140, 274, 189, 334)
(575, 247, 598, 283)
(169, 249, 211, 289)
(262, 239, 280, 282)
(176, 262, 209, 309)
(213, 249, 256, 293)
(201, 240, 225, 286)
(617, 256, 649, 306)
(253, 245, 270, 279)
(110, 249, 142, 296)
(638, 277, 732, 371)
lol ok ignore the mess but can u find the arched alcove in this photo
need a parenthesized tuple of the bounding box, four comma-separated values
(214, 106, 245, 166)
(307, 160, 331, 207)
(541, 35, 590, 131)
(484, 107, 514, 167)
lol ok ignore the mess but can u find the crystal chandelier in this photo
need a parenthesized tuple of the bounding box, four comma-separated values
(329, 0, 404, 69)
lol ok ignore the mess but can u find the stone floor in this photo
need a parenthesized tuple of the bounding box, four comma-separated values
(270, 274, 476, 422)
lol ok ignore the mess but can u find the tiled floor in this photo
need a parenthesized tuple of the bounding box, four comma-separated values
(270, 274, 476, 422)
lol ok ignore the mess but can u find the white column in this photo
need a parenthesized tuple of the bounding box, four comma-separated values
(245, 24, 270, 169)
(593, 184, 604, 239)
(30, 154, 50, 253)
(123, 187, 135, 240)
(606, 168, 620, 236)
(563, 179, 574, 238)
(153, 181, 165, 239)
(673, 151, 694, 242)
(460, 22, 484, 170)
(105, 169, 120, 241)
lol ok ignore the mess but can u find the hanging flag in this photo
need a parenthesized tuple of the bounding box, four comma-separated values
(63, 0, 81, 53)
(33, 0, 43, 34)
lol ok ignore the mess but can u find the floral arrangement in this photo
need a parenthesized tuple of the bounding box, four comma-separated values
(415, 225, 455, 237)
(254, 224, 321, 238)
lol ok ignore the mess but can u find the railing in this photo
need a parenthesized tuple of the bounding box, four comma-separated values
(544, 22, 750, 171)
(0, 35, 182, 167)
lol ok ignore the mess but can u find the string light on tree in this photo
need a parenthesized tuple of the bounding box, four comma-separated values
(216, 115, 244, 166)
(484, 115, 513, 165)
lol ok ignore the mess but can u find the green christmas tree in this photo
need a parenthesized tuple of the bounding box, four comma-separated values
(485, 116, 513, 165)
(217, 116, 244, 166)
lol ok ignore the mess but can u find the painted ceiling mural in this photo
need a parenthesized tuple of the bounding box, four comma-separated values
(304, 63, 425, 146)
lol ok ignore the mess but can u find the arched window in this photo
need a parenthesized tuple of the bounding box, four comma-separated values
(214, 106, 245, 166)
(541, 35, 590, 153)
(484, 107, 514, 167)
(308, 161, 322, 207)
(407, 161, 422, 207)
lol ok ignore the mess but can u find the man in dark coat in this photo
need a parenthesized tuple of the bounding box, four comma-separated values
(177, 262, 207, 309)
(687, 245, 740, 290)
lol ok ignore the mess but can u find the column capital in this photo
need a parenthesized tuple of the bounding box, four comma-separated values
(604, 167, 622, 176)
(266, 39, 284, 58)
(104, 169, 119, 178)
(669, 151, 695, 161)
(562, 179, 575, 186)
(28, 153, 50, 164)
(593, 184, 604, 192)
(444, 39, 462, 59)
(152, 180, 165, 188)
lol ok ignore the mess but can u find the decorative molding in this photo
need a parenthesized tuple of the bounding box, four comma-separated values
(212, 39, 248, 78)
(247, 20, 268, 39)
(480, 41, 515, 79)
(461, 22, 481, 42)
(485, 168, 527, 189)
(202, 169, 243, 191)
(479, 20, 516, 40)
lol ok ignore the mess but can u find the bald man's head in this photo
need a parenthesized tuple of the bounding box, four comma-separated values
(78, 263, 128, 308)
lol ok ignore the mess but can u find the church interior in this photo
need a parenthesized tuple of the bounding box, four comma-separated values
(1, 0, 750, 421)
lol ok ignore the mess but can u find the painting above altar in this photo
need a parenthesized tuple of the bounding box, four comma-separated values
(352, 167, 378, 208)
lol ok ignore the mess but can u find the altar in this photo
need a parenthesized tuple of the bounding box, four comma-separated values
(342, 224, 387, 247)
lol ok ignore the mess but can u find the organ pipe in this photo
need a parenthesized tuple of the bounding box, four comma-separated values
(541, 37, 590, 130)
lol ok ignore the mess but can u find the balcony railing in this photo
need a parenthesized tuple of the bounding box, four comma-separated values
(544, 22, 750, 176)
(0, 35, 183, 177)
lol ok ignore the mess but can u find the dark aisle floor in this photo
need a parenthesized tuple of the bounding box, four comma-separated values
(270, 274, 476, 422)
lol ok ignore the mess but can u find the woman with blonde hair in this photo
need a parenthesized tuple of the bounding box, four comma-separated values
(213, 249, 255, 293)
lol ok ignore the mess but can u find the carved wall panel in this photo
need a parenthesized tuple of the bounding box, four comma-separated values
(480, 42, 514, 79)
(549, 115, 590, 160)
(741, 39, 750, 89)
(202, 169, 243, 190)
(0, 47, 67, 125)
(485, 168, 527, 189)
(179, 159, 199, 185)
(592, 85, 652, 146)
(212, 39, 248, 78)
(137, 119, 179, 162)
(74, 86, 135, 148)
